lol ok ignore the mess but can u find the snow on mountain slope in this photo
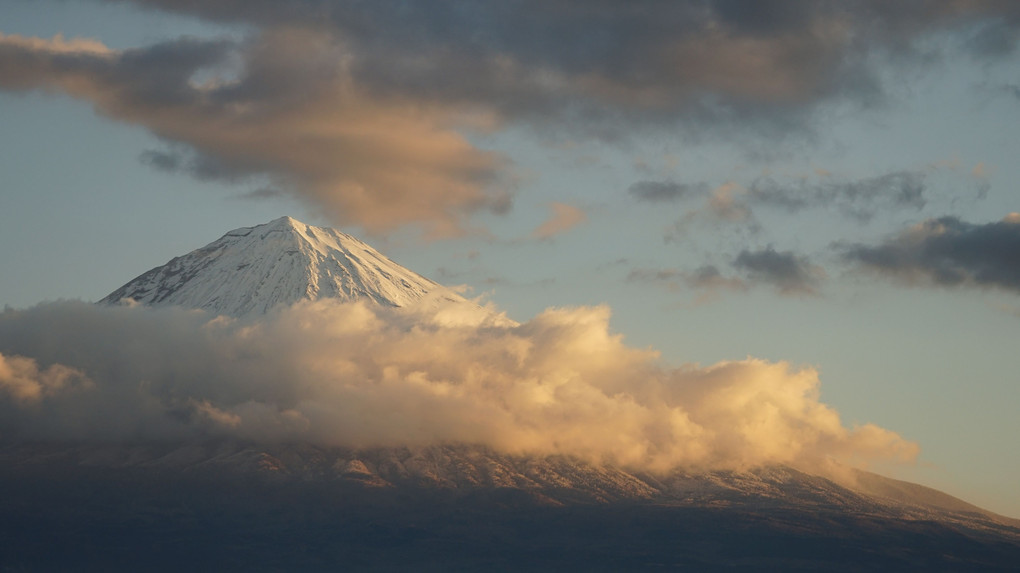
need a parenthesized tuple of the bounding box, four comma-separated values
(100, 216, 469, 318)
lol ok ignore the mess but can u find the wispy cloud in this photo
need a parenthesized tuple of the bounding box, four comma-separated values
(733, 247, 826, 296)
(628, 181, 709, 203)
(531, 202, 587, 240)
(630, 249, 824, 299)
(628, 265, 749, 305)
(748, 170, 928, 223)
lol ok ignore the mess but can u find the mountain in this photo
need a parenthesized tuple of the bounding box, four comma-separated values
(100, 216, 465, 317)
(2, 440, 1019, 571)
(2, 440, 1016, 524)
(6, 216, 1019, 570)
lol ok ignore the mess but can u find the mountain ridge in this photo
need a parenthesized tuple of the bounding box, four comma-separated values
(6, 445, 1017, 572)
(3, 439, 1016, 529)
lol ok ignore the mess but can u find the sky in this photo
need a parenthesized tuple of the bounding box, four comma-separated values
(0, 0, 1019, 516)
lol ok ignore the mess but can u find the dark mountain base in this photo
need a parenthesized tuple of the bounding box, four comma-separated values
(2, 466, 1019, 572)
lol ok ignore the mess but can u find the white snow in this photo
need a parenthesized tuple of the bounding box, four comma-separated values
(100, 216, 470, 318)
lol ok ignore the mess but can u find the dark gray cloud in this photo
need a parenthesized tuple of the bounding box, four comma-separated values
(107, 0, 1020, 138)
(749, 170, 927, 222)
(4, 1, 1020, 233)
(964, 18, 1020, 58)
(733, 247, 825, 296)
(138, 149, 184, 173)
(141, 145, 252, 182)
(840, 214, 1020, 292)
(629, 181, 710, 203)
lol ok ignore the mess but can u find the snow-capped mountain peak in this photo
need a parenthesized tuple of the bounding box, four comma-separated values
(100, 216, 467, 317)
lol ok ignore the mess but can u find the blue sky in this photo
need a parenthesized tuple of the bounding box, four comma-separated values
(1, 0, 1019, 516)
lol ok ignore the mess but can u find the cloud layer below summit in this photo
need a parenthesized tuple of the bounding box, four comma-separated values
(0, 300, 916, 473)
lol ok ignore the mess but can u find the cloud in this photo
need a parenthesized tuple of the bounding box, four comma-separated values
(658, 167, 983, 245)
(628, 266, 749, 300)
(4, 3, 1020, 234)
(0, 300, 916, 472)
(627, 268, 684, 288)
(628, 181, 709, 203)
(684, 265, 751, 294)
(733, 247, 826, 296)
(5, 3, 1017, 235)
(964, 18, 1020, 58)
(662, 182, 762, 243)
(0, 31, 512, 237)
(748, 170, 928, 222)
(0, 32, 110, 56)
(0, 352, 92, 404)
(109, 1, 1020, 137)
(138, 148, 185, 173)
(839, 214, 1020, 292)
(233, 187, 285, 201)
(707, 182, 753, 223)
(531, 202, 587, 240)
(630, 257, 822, 301)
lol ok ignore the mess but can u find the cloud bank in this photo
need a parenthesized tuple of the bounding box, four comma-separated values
(2, 2, 1019, 233)
(0, 300, 916, 473)
(111, 0, 1020, 134)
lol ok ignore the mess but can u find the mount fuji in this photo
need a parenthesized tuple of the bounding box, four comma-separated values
(100, 216, 467, 317)
(2, 216, 1019, 571)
